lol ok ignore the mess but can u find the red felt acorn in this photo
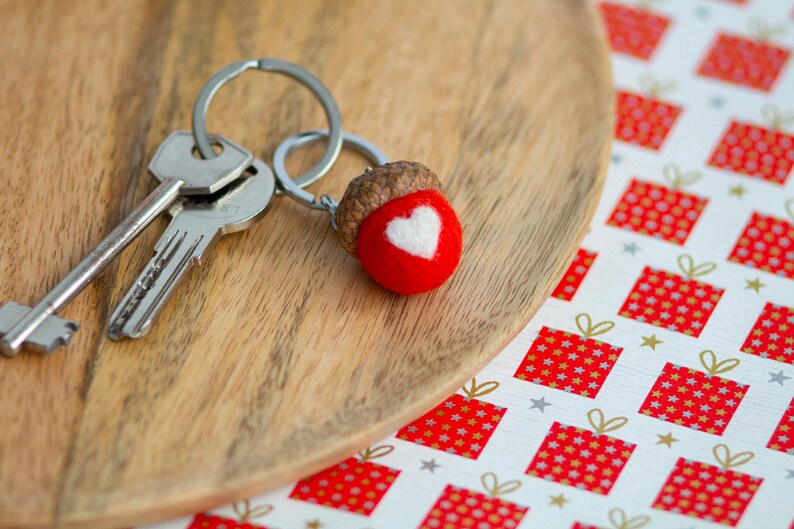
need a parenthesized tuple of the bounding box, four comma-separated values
(335, 161, 463, 295)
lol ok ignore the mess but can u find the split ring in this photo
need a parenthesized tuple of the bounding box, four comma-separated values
(192, 58, 343, 190)
(273, 129, 389, 211)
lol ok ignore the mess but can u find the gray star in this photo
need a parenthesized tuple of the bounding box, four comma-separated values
(529, 396, 552, 413)
(623, 242, 640, 255)
(709, 96, 725, 108)
(611, 153, 623, 164)
(769, 371, 791, 386)
(695, 6, 709, 18)
(420, 459, 441, 473)
(786, 469, 794, 479)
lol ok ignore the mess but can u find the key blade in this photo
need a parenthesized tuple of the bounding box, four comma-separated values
(108, 227, 214, 340)
(0, 302, 79, 356)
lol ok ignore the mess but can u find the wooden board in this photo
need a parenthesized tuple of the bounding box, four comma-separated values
(0, 1, 612, 527)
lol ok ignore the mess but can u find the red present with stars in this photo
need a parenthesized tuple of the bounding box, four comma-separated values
(741, 302, 794, 365)
(597, 1, 670, 60)
(728, 204, 794, 280)
(606, 166, 707, 245)
(619, 255, 724, 337)
(652, 444, 763, 526)
(396, 378, 506, 459)
(418, 472, 528, 529)
(707, 109, 794, 185)
(638, 351, 748, 435)
(187, 502, 273, 529)
(615, 87, 681, 151)
(525, 409, 636, 495)
(697, 29, 790, 92)
(513, 314, 622, 399)
(551, 247, 598, 301)
(288, 445, 399, 516)
(767, 395, 794, 455)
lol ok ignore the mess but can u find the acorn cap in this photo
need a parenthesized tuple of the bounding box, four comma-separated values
(336, 160, 444, 256)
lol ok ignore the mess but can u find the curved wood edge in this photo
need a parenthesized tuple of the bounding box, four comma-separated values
(32, 2, 615, 528)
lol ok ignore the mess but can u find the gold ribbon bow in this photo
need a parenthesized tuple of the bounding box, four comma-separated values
(748, 17, 786, 42)
(588, 408, 629, 435)
(663, 164, 702, 190)
(576, 314, 615, 339)
(761, 105, 794, 130)
(358, 445, 394, 462)
(677, 254, 716, 280)
(608, 508, 651, 529)
(462, 378, 499, 399)
(699, 350, 740, 376)
(481, 472, 521, 498)
(639, 72, 677, 99)
(713, 444, 754, 470)
(232, 499, 273, 522)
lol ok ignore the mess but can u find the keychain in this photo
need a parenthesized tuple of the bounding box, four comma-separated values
(193, 61, 464, 295)
(271, 131, 463, 295)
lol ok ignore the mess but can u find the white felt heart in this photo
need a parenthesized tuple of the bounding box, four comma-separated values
(385, 205, 441, 259)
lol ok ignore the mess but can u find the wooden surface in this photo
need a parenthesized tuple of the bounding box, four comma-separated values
(0, 1, 612, 528)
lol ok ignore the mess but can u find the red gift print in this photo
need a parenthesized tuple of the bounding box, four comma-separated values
(418, 472, 528, 529)
(653, 444, 763, 526)
(187, 501, 273, 529)
(767, 395, 794, 455)
(708, 106, 794, 185)
(607, 165, 707, 245)
(728, 199, 794, 279)
(396, 378, 505, 459)
(513, 314, 622, 398)
(572, 508, 651, 529)
(552, 248, 598, 301)
(639, 350, 748, 435)
(598, 1, 671, 60)
(697, 19, 790, 92)
(616, 75, 682, 150)
(526, 409, 636, 495)
(741, 302, 794, 365)
(289, 445, 399, 516)
(619, 255, 724, 337)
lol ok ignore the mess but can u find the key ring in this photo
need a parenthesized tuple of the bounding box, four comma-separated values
(273, 129, 389, 224)
(273, 129, 463, 296)
(192, 58, 343, 190)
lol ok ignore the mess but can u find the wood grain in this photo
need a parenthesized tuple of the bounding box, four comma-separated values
(0, 1, 613, 527)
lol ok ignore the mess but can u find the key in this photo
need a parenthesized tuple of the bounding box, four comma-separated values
(108, 158, 275, 339)
(0, 131, 252, 357)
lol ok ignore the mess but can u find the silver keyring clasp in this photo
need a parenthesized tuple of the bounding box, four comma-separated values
(272, 129, 389, 228)
(192, 58, 343, 191)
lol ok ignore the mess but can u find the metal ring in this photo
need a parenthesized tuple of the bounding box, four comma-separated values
(192, 58, 343, 190)
(273, 129, 389, 211)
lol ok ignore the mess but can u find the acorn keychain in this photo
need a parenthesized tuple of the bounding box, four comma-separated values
(273, 130, 463, 295)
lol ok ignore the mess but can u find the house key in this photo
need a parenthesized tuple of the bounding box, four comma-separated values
(107, 158, 275, 339)
(0, 131, 252, 357)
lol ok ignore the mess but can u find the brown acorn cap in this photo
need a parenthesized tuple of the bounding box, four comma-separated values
(336, 160, 444, 256)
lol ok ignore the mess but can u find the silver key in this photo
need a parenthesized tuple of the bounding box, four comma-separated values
(0, 131, 252, 357)
(108, 158, 275, 339)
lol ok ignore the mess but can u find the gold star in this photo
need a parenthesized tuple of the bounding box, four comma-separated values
(640, 334, 663, 350)
(305, 520, 324, 529)
(656, 432, 679, 448)
(745, 277, 765, 293)
(729, 184, 746, 198)
(549, 493, 570, 508)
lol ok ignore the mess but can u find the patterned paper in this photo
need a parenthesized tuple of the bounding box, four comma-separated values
(144, 1, 794, 528)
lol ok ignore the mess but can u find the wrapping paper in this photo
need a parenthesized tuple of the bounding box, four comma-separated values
(143, 0, 794, 527)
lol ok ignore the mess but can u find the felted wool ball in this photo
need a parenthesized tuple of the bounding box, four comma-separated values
(335, 161, 463, 295)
